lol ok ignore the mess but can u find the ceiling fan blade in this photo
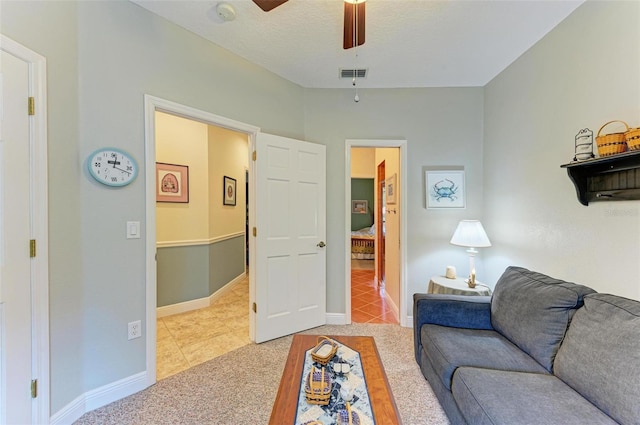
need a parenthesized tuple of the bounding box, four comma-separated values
(343, 1, 366, 49)
(252, 0, 288, 12)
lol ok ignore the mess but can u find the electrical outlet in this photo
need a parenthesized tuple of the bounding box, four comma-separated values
(128, 320, 142, 340)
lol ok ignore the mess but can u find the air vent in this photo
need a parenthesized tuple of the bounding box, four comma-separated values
(340, 68, 367, 79)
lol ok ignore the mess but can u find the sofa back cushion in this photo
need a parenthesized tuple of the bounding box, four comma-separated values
(555, 293, 640, 425)
(491, 266, 595, 371)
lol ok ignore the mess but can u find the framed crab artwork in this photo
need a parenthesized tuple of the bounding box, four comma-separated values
(426, 169, 465, 209)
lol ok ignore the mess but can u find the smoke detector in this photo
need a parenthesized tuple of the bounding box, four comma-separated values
(216, 2, 236, 22)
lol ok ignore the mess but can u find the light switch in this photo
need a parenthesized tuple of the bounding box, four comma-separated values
(127, 221, 140, 239)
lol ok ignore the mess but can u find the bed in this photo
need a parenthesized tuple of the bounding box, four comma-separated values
(351, 225, 375, 259)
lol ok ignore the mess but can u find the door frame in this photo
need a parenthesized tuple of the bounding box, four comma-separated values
(345, 140, 408, 327)
(143, 95, 259, 384)
(0, 34, 49, 424)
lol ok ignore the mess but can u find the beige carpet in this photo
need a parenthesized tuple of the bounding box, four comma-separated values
(73, 324, 450, 425)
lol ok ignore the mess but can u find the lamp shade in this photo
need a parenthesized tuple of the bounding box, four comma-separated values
(450, 220, 491, 248)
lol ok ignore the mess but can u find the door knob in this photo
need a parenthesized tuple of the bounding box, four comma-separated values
(317, 241, 326, 248)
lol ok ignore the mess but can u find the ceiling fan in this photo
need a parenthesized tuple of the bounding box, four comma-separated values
(252, 0, 365, 49)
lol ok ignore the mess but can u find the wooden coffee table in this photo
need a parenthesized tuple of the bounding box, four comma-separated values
(269, 334, 402, 424)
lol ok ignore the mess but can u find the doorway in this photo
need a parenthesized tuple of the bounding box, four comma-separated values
(144, 96, 260, 383)
(345, 140, 408, 327)
(153, 110, 251, 379)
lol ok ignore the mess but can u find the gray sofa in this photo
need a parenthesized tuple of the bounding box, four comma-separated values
(413, 266, 640, 425)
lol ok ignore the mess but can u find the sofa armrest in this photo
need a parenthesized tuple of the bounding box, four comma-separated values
(413, 293, 493, 364)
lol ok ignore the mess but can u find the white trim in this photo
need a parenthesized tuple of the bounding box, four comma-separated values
(405, 315, 413, 329)
(325, 313, 347, 325)
(144, 95, 260, 390)
(345, 140, 409, 327)
(1, 34, 50, 425)
(49, 372, 148, 425)
(156, 231, 244, 248)
(156, 272, 246, 318)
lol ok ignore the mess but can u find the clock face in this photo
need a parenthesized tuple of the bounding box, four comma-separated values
(87, 148, 138, 187)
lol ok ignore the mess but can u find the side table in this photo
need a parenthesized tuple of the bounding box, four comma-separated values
(427, 275, 492, 296)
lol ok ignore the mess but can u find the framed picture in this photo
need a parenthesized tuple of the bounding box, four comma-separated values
(385, 173, 397, 205)
(426, 169, 465, 209)
(223, 176, 236, 206)
(352, 200, 368, 214)
(156, 162, 189, 203)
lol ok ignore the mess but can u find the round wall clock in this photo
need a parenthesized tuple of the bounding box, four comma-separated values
(87, 147, 138, 187)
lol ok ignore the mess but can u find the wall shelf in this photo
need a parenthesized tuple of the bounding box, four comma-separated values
(561, 150, 640, 205)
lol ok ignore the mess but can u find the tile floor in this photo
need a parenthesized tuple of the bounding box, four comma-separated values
(156, 261, 397, 380)
(351, 262, 399, 324)
(156, 274, 251, 380)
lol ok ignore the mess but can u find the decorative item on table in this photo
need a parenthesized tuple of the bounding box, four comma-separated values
(311, 336, 338, 365)
(596, 120, 628, 157)
(339, 381, 354, 402)
(625, 123, 640, 151)
(450, 220, 491, 288)
(304, 366, 332, 405)
(445, 265, 456, 279)
(573, 128, 594, 161)
(333, 359, 351, 376)
(337, 402, 360, 425)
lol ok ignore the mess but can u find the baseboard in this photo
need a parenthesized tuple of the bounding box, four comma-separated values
(326, 312, 347, 325)
(384, 291, 400, 323)
(157, 272, 246, 318)
(50, 371, 149, 425)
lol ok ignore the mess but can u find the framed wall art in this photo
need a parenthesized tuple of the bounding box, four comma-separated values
(385, 173, 397, 205)
(156, 162, 189, 203)
(352, 200, 368, 214)
(223, 176, 236, 206)
(426, 169, 465, 209)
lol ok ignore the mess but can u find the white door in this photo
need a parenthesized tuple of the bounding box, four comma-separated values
(254, 133, 326, 343)
(0, 48, 33, 424)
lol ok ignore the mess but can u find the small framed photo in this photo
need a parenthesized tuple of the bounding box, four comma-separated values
(352, 200, 368, 214)
(386, 173, 397, 205)
(426, 169, 465, 209)
(156, 162, 189, 203)
(223, 176, 236, 206)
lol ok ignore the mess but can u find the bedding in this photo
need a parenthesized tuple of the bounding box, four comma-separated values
(351, 225, 375, 259)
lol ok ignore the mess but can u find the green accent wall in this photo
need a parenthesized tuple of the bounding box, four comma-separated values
(351, 178, 374, 231)
(157, 235, 245, 307)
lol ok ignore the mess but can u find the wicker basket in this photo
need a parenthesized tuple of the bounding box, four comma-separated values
(625, 126, 640, 151)
(311, 336, 338, 365)
(304, 367, 332, 405)
(337, 403, 360, 425)
(596, 120, 629, 157)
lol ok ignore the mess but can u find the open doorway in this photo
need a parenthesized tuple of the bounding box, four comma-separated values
(346, 140, 407, 326)
(143, 96, 260, 383)
(153, 111, 251, 379)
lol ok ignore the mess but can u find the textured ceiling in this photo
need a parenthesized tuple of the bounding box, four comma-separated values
(130, 0, 583, 89)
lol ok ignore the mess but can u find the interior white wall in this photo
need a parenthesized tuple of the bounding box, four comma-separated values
(304, 88, 484, 316)
(2, 0, 305, 415)
(483, 0, 640, 299)
(4, 0, 637, 419)
(1, 0, 84, 412)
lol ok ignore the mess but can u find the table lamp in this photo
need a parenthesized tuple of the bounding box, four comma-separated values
(450, 220, 491, 287)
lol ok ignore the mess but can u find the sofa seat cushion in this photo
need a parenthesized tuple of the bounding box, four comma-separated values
(420, 324, 547, 391)
(491, 266, 596, 371)
(555, 293, 640, 425)
(452, 367, 618, 425)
